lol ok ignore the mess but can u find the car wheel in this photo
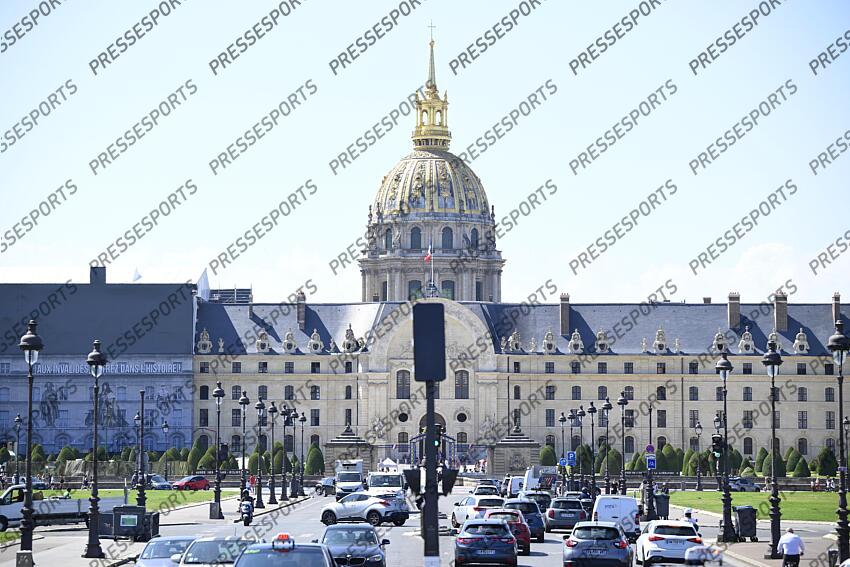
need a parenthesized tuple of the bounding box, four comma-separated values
(321, 511, 337, 525)
(451, 514, 459, 528)
(393, 518, 406, 527)
(316, 487, 324, 497)
(537, 534, 544, 543)
(522, 545, 530, 556)
(545, 525, 551, 533)
(366, 511, 382, 526)
(0, 516, 9, 532)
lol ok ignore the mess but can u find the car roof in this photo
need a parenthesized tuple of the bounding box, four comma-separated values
(190, 536, 255, 543)
(323, 524, 378, 532)
(503, 498, 534, 503)
(246, 542, 327, 551)
(471, 495, 504, 501)
(649, 520, 696, 528)
(463, 519, 510, 525)
(146, 535, 196, 542)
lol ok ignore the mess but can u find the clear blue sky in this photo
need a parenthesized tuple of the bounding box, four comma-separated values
(2, 1, 849, 304)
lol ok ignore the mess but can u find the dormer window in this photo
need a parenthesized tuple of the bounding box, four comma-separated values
(569, 329, 584, 354)
(283, 329, 297, 354)
(542, 330, 556, 354)
(508, 330, 522, 353)
(793, 328, 809, 354)
(197, 328, 212, 354)
(653, 328, 667, 354)
(595, 330, 609, 353)
(738, 326, 754, 353)
(308, 329, 324, 353)
(256, 331, 270, 353)
(713, 330, 727, 353)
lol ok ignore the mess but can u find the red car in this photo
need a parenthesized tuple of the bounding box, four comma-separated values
(484, 508, 531, 555)
(172, 475, 210, 491)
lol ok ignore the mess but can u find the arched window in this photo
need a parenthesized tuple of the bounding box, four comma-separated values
(513, 385, 521, 400)
(396, 370, 411, 399)
(689, 437, 699, 451)
(624, 386, 634, 400)
(689, 386, 699, 401)
(258, 385, 268, 400)
(310, 434, 320, 446)
(310, 385, 320, 400)
(545, 435, 556, 448)
(231, 385, 241, 400)
(385, 228, 393, 250)
(572, 386, 582, 400)
(231, 435, 242, 454)
(656, 386, 666, 400)
(199, 385, 209, 400)
(470, 228, 479, 249)
(408, 280, 422, 301)
(598, 386, 607, 400)
(625, 436, 635, 453)
(398, 432, 408, 445)
(197, 435, 209, 452)
(455, 371, 469, 399)
(826, 387, 835, 402)
(457, 432, 468, 444)
(421, 110, 429, 125)
(657, 436, 667, 450)
(571, 435, 581, 450)
(743, 437, 753, 455)
(798, 387, 808, 402)
(435, 110, 442, 125)
(441, 280, 455, 300)
(345, 385, 353, 400)
(442, 227, 453, 249)
(798, 438, 808, 455)
(826, 438, 836, 451)
(284, 385, 294, 400)
(512, 409, 521, 427)
(410, 227, 422, 250)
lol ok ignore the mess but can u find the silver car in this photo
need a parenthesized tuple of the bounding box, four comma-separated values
(545, 497, 587, 532)
(562, 521, 632, 567)
(136, 536, 194, 567)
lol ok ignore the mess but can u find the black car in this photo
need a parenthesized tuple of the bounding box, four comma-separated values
(317, 525, 389, 567)
(315, 477, 336, 497)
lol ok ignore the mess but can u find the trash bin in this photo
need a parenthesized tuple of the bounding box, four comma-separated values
(828, 548, 839, 567)
(654, 493, 670, 520)
(112, 505, 146, 540)
(734, 505, 757, 542)
(97, 509, 114, 538)
(141, 512, 159, 542)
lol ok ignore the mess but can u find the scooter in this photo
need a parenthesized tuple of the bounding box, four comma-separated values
(240, 499, 254, 526)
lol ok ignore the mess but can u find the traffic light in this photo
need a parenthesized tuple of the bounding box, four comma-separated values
(435, 424, 443, 448)
(440, 468, 459, 495)
(711, 433, 723, 457)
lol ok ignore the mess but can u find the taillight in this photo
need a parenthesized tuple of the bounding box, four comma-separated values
(456, 537, 479, 544)
(593, 512, 598, 521)
(613, 539, 628, 549)
(548, 509, 555, 518)
(688, 537, 703, 544)
(579, 511, 587, 520)
(378, 500, 391, 507)
(500, 536, 516, 544)
(648, 535, 665, 542)
(565, 538, 578, 547)
(472, 506, 484, 512)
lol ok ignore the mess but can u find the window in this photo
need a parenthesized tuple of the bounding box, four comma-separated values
(284, 434, 294, 452)
(545, 362, 555, 374)
(545, 385, 555, 401)
(513, 361, 521, 373)
(231, 435, 242, 454)
(476, 281, 483, 301)
(769, 386, 779, 401)
(742, 363, 752, 375)
(624, 386, 634, 400)
(455, 371, 470, 399)
(599, 411, 608, 427)
(311, 362, 320, 374)
(396, 370, 411, 399)
(798, 411, 808, 429)
(546, 409, 555, 427)
(232, 362, 241, 373)
(624, 362, 634, 374)
(231, 385, 241, 400)
(408, 280, 422, 300)
(657, 362, 666, 374)
(512, 409, 521, 427)
(744, 437, 753, 454)
(598, 362, 607, 374)
(344, 408, 352, 426)
(827, 411, 836, 429)
(345, 361, 353, 373)
(284, 362, 294, 374)
(441, 227, 453, 249)
(656, 386, 666, 400)
(797, 363, 806, 375)
(258, 385, 268, 400)
(199, 385, 209, 400)
(796, 386, 808, 402)
(258, 361, 268, 373)
(598, 386, 607, 400)
(441, 280, 455, 300)
(688, 361, 698, 375)
(199, 409, 208, 427)
(571, 361, 581, 374)
(743, 386, 752, 401)
(826, 387, 835, 402)
(310, 409, 320, 426)
(385, 228, 392, 250)
(545, 434, 555, 449)
(657, 409, 667, 428)
(798, 438, 808, 455)
(513, 385, 521, 400)
(689, 410, 699, 428)
(571, 435, 581, 450)
(625, 436, 635, 453)
(742, 411, 753, 429)
(345, 385, 353, 400)
(284, 385, 294, 400)
(657, 436, 667, 450)
(470, 228, 479, 249)
(571, 385, 581, 400)
(825, 363, 835, 375)
(410, 227, 421, 250)
(827, 438, 836, 451)
(625, 410, 635, 428)
(398, 432, 409, 449)
(231, 409, 241, 427)
(0, 363, 9, 374)
(199, 362, 210, 374)
(689, 386, 699, 401)
(689, 437, 699, 451)
(715, 386, 723, 401)
(310, 385, 320, 400)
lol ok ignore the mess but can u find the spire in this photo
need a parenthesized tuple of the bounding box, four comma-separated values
(412, 31, 451, 150)
(426, 34, 437, 91)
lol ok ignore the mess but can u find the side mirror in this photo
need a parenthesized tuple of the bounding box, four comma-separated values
(562, 534, 569, 540)
(170, 553, 182, 563)
(311, 538, 319, 543)
(381, 539, 390, 546)
(454, 501, 461, 506)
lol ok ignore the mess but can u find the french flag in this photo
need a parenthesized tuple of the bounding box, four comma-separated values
(424, 244, 432, 263)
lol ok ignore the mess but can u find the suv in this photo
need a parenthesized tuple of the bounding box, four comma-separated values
(728, 477, 759, 492)
(320, 492, 408, 526)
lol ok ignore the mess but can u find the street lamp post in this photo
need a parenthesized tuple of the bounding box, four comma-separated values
(299, 412, 307, 496)
(239, 392, 250, 494)
(828, 320, 850, 562)
(134, 395, 147, 508)
(559, 412, 567, 494)
(587, 402, 597, 499)
(713, 415, 722, 491)
(13, 415, 21, 484)
(715, 352, 736, 544)
(280, 405, 289, 501)
(603, 398, 613, 494)
(289, 410, 300, 495)
(844, 417, 850, 473)
(646, 404, 656, 521)
(762, 339, 784, 559)
(254, 398, 266, 509)
(267, 402, 278, 505)
(568, 409, 577, 490)
(83, 340, 106, 559)
(18, 320, 43, 563)
(617, 392, 628, 495)
(211, 381, 224, 519)
(161, 421, 169, 481)
(695, 422, 703, 491)
(577, 406, 586, 487)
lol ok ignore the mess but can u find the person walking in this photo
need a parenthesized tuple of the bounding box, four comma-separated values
(778, 527, 805, 567)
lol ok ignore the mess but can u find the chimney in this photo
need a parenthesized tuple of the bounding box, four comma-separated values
(560, 293, 570, 335)
(89, 266, 106, 285)
(703, 297, 711, 304)
(728, 292, 740, 329)
(774, 291, 788, 332)
(833, 292, 841, 324)
(296, 290, 307, 331)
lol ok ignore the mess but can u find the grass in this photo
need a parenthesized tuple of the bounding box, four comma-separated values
(37, 488, 239, 512)
(670, 491, 840, 522)
(0, 531, 20, 544)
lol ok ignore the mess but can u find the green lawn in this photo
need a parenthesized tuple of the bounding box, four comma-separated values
(0, 531, 20, 544)
(670, 491, 840, 522)
(38, 488, 238, 513)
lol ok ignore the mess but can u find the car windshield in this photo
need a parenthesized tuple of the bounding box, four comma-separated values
(369, 475, 402, 487)
(183, 540, 251, 564)
(150, 475, 166, 483)
(551, 500, 582, 510)
(475, 487, 498, 493)
(573, 526, 620, 540)
(338, 473, 361, 482)
(654, 525, 698, 536)
(506, 502, 539, 515)
(177, 476, 194, 483)
(487, 512, 519, 522)
(524, 493, 551, 507)
(236, 547, 328, 567)
(322, 528, 379, 546)
(463, 524, 509, 536)
(477, 498, 504, 507)
(141, 539, 192, 559)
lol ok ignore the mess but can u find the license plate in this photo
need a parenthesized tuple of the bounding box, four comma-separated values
(477, 549, 496, 555)
(668, 540, 684, 545)
(588, 549, 605, 556)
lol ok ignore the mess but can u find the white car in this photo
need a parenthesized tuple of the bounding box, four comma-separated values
(592, 495, 641, 542)
(472, 485, 500, 496)
(450, 495, 505, 528)
(320, 492, 409, 526)
(636, 520, 703, 564)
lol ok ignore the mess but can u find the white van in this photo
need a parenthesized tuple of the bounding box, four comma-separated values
(506, 476, 524, 498)
(592, 495, 641, 542)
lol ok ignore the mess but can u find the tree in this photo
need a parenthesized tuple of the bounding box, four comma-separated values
(792, 457, 811, 478)
(784, 446, 795, 461)
(179, 447, 190, 461)
(817, 447, 838, 477)
(681, 448, 694, 475)
(84, 447, 108, 461)
(31, 444, 46, 462)
(187, 439, 204, 473)
(308, 443, 325, 474)
(633, 453, 647, 472)
(120, 447, 131, 461)
(761, 451, 786, 478)
(740, 467, 755, 478)
(198, 453, 216, 470)
(306, 445, 325, 475)
(731, 449, 743, 473)
(273, 450, 284, 474)
(128, 447, 137, 464)
(674, 448, 685, 471)
(661, 444, 677, 472)
(599, 448, 622, 477)
(57, 446, 77, 462)
(786, 449, 802, 473)
(755, 447, 769, 470)
(686, 452, 710, 477)
(539, 445, 557, 466)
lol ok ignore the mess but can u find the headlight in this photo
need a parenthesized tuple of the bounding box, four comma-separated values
(367, 554, 383, 562)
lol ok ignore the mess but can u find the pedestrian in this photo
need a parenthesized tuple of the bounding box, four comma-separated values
(778, 527, 804, 567)
(682, 508, 699, 530)
(249, 474, 256, 493)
